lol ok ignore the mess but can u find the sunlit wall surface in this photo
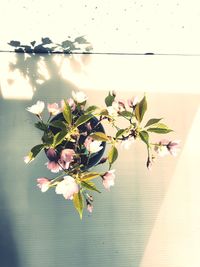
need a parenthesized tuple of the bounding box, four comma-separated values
(1, 0, 200, 54)
(0, 53, 199, 267)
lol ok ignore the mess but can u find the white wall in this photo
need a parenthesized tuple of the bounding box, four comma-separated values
(1, 0, 200, 54)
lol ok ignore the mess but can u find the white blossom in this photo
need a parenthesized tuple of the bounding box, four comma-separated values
(72, 91, 88, 103)
(55, 176, 79, 200)
(26, 101, 45, 115)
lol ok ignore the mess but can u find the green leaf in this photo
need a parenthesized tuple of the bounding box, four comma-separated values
(49, 120, 66, 130)
(135, 95, 147, 123)
(90, 132, 109, 141)
(99, 109, 109, 116)
(85, 105, 98, 114)
(74, 114, 93, 127)
(108, 146, 118, 166)
(147, 123, 173, 134)
(144, 118, 163, 128)
(73, 191, 84, 219)
(119, 111, 133, 118)
(53, 129, 68, 147)
(81, 181, 101, 193)
(115, 129, 127, 138)
(28, 144, 45, 161)
(81, 172, 100, 181)
(34, 121, 48, 131)
(63, 101, 72, 125)
(139, 131, 149, 146)
(42, 132, 54, 145)
(105, 92, 115, 107)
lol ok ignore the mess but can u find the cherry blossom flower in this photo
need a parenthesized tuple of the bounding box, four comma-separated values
(127, 96, 139, 108)
(154, 139, 180, 157)
(87, 204, 93, 213)
(84, 136, 103, 154)
(60, 149, 75, 169)
(55, 176, 79, 200)
(107, 105, 118, 116)
(60, 98, 76, 111)
(117, 99, 126, 111)
(121, 136, 135, 150)
(46, 161, 62, 173)
(102, 170, 115, 190)
(37, 178, 50, 192)
(167, 140, 180, 156)
(47, 103, 60, 115)
(46, 148, 61, 173)
(67, 98, 76, 111)
(72, 90, 88, 103)
(26, 101, 45, 115)
(154, 139, 170, 157)
(111, 90, 116, 97)
(24, 155, 33, 164)
(24, 92, 179, 218)
(107, 100, 126, 116)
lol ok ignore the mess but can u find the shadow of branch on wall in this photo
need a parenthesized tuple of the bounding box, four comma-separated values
(8, 36, 93, 54)
(5, 36, 93, 99)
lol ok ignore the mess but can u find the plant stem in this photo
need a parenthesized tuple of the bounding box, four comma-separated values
(46, 114, 52, 124)
(50, 173, 65, 184)
(86, 153, 91, 166)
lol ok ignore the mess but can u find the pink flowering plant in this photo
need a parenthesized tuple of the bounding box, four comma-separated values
(24, 91, 179, 218)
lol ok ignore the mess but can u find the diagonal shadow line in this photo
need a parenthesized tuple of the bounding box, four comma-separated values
(94, 91, 199, 267)
(135, 94, 200, 267)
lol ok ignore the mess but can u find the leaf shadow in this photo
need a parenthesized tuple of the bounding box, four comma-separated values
(7, 36, 93, 96)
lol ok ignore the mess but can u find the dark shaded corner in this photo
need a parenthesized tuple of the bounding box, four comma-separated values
(0, 187, 20, 267)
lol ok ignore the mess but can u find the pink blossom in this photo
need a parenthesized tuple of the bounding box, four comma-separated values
(84, 136, 103, 154)
(107, 100, 126, 116)
(118, 99, 126, 111)
(37, 178, 50, 192)
(26, 101, 45, 115)
(55, 176, 79, 200)
(60, 100, 65, 111)
(167, 140, 180, 156)
(24, 155, 33, 164)
(46, 148, 59, 161)
(67, 98, 76, 111)
(112, 101, 124, 113)
(154, 139, 170, 157)
(47, 103, 60, 115)
(46, 148, 61, 173)
(84, 136, 93, 149)
(87, 204, 93, 213)
(102, 170, 115, 190)
(112, 90, 116, 97)
(127, 96, 139, 108)
(60, 98, 76, 111)
(154, 139, 180, 157)
(60, 149, 75, 169)
(46, 161, 62, 173)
